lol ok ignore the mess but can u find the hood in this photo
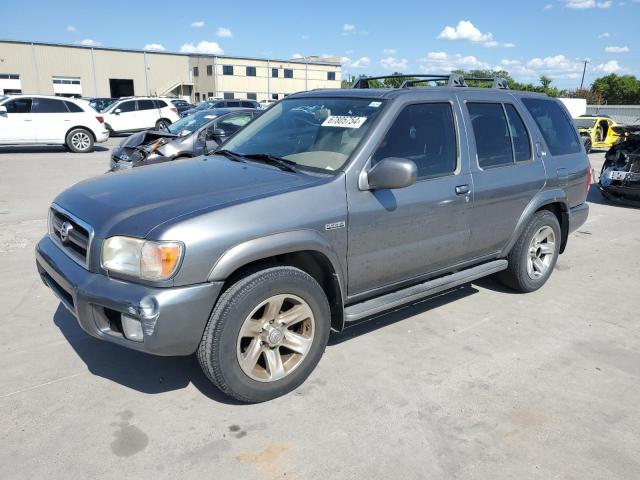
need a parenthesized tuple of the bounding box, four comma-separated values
(119, 130, 178, 148)
(54, 156, 325, 239)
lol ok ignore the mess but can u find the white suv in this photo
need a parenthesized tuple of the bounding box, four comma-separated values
(0, 95, 109, 153)
(102, 97, 180, 134)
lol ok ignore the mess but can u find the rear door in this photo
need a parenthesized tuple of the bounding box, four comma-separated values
(0, 97, 34, 143)
(137, 99, 159, 128)
(457, 92, 546, 258)
(32, 97, 71, 143)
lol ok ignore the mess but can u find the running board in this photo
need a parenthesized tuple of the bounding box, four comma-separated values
(343, 260, 508, 323)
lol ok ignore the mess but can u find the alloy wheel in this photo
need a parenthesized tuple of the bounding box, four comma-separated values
(71, 131, 90, 151)
(527, 226, 556, 279)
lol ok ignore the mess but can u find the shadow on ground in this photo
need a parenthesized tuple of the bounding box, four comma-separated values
(0, 145, 109, 154)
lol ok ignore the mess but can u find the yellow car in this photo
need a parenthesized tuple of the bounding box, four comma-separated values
(573, 115, 621, 153)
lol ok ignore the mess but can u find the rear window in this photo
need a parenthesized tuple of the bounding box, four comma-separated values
(64, 101, 83, 113)
(468, 103, 513, 168)
(521, 98, 580, 156)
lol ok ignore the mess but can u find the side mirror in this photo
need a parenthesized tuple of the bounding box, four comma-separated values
(207, 128, 225, 140)
(366, 157, 417, 190)
(114, 108, 122, 115)
(0, 106, 7, 114)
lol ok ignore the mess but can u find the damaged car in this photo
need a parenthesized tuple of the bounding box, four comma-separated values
(574, 115, 621, 153)
(109, 108, 260, 171)
(598, 124, 640, 205)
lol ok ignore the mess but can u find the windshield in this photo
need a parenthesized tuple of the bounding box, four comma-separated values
(574, 118, 596, 128)
(167, 110, 218, 135)
(0, 95, 7, 104)
(221, 97, 386, 172)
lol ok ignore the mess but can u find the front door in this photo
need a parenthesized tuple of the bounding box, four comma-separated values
(112, 100, 138, 131)
(0, 97, 35, 143)
(347, 100, 472, 296)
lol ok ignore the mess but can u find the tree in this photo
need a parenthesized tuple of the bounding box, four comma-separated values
(591, 74, 640, 105)
(562, 88, 605, 105)
(539, 75, 553, 90)
(382, 72, 416, 88)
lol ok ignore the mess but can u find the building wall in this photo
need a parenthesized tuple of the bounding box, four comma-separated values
(0, 41, 341, 102)
(586, 105, 640, 125)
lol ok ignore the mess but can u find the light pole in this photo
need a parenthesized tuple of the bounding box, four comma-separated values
(579, 59, 589, 90)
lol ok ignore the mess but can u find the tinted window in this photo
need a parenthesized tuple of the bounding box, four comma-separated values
(284, 69, 293, 78)
(4, 97, 32, 113)
(153, 99, 169, 108)
(327, 72, 336, 81)
(138, 99, 156, 110)
(217, 113, 253, 136)
(33, 98, 68, 113)
(116, 101, 136, 113)
(246, 66, 256, 76)
(272, 94, 278, 100)
(504, 104, 531, 162)
(223, 65, 233, 75)
(272, 68, 278, 78)
(468, 103, 513, 168)
(521, 98, 580, 156)
(226, 100, 241, 107)
(373, 103, 457, 179)
(64, 101, 83, 112)
(241, 101, 255, 107)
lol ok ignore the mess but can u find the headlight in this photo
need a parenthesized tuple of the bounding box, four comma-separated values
(102, 236, 183, 280)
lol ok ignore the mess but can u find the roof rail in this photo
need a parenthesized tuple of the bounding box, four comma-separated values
(464, 77, 510, 90)
(350, 73, 509, 90)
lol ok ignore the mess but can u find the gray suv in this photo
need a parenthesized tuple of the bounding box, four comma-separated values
(35, 74, 590, 403)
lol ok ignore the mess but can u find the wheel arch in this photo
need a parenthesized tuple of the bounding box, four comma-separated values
(65, 125, 96, 142)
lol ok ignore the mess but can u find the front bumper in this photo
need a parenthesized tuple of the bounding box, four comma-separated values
(35, 235, 222, 356)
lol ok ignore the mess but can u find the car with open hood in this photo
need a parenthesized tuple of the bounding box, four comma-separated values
(109, 108, 260, 170)
(574, 115, 621, 153)
(598, 124, 640, 205)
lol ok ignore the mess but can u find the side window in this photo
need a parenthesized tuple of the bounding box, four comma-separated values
(137, 99, 156, 110)
(226, 100, 241, 107)
(521, 98, 580, 156)
(504, 104, 531, 162)
(33, 98, 68, 113)
(153, 99, 168, 109)
(64, 101, 83, 113)
(217, 113, 253, 136)
(241, 101, 255, 107)
(4, 97, 32, 113)
(468, 102, 513, 168)
(117, 101, 136, 113)
(372, 102, 457, 179)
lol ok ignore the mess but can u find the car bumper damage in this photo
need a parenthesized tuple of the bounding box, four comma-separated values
(110, 131, 177, 171)
(599, 125, 640, 206)
(35, 235, 222, 356)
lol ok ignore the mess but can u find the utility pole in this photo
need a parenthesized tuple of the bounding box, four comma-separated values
(579, 59, 589, 90)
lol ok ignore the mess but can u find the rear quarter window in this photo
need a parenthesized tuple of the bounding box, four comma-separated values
(521, 97, 581, 156)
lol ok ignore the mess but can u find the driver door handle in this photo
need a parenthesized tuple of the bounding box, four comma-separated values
(455, 184, 470, 195)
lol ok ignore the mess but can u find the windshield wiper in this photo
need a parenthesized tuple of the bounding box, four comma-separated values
(240, 153, 299, 173)
(215, 149, 247, 163)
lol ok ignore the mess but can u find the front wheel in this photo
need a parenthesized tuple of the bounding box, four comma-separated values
(197, 267, 331, 403)
(66, 128, 94, 153)
(155, 119, 170, 130)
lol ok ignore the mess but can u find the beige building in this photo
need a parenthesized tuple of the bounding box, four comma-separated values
(0, 40, 342, 102)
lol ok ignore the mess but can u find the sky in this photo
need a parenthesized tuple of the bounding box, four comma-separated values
(0, 0, 638, 89)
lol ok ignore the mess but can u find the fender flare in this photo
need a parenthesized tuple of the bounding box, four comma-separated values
(500, 189, 569, 256)
(207, 229, 346, 299)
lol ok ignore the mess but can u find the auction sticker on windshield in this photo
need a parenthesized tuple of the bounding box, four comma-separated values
(321, 116, 367, 128)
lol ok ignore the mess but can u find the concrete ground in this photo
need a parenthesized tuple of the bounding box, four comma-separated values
(1, 139, 639, 480)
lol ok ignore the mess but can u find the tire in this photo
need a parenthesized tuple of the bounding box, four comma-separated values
(198, 266, 331, 403)
(155, 119, 171, 130)
(65, 128, 94, 153)
(497, 210, 561, 293)
(584, 139, 592, 154)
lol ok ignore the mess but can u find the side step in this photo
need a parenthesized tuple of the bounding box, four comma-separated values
(343, 260, 508, 323)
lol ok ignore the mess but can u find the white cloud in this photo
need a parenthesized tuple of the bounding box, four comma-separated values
(345, 49, 354, 55)
(419, 51, 491, 72)
(437, 20, 512, 48)
(78, 39, 101, 46)
(564, 0, 612, 8)
(525, 54, 584, 79)
(66, 25, 76, 32)
(605, 45, 629, 53)
(594, 60, 622, 73)
(383, 48, 397, 55)
(191, 20, 205, 28)
(291, 53, 303, 59)
(180, 41, 223, 54)
(543, 4, 553, 10)
(380, 56, 409, 70)
(343, 23, 355, 32)
(143, 43, 166, 51)
(342, 56, 371, 68)
(216, 27, 233, 38)
(598, 32, 610, 38)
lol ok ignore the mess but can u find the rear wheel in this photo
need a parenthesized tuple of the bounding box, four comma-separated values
(498, 210, 561, 293)
(155, 119, 170, 130)
(65, 128, 94, 153)
(584, 138, 592, 154)
(197, 266, 331, 403)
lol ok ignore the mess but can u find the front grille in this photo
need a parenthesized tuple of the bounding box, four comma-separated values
(49, 205, 93, 267)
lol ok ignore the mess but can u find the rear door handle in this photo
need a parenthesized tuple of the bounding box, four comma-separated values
(455, 184, 470, 195)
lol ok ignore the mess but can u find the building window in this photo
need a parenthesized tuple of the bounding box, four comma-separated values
(223, 92, 235, 99)
(195, 92, 200, 102)
(0, 74, 20, 80)
(246, 66, 256, 76)
(272, 93, 278, 100)
(0, 73, 22, 95)
(247, 93, 257, 100)
(207, 92, 213, 99)
(223, 65, 233, 75)
(284, 69, 293, 78)
(206, 65, 213, 76)
(52, 76, 82, 97)
(193, 66, 199, 77)
(271, 68, 278, 78)
(327, 71, 336, 81)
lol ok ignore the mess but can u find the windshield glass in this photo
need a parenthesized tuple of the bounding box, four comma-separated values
(0, 95, 7, 104)
(574, 118, 596, 128)
(221, 97, 385, 172)
(167, 110, 218, 135)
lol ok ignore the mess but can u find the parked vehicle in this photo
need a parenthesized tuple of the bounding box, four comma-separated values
(110, 108, 260, 170)
(574, 115, 621, 153)
(36, 74, 590, 402)
(598, 123, 640, 205)
(180, 99, 260, 117)
(89, 97, 117, 112)
(169, 99, 194, 115)
(0, 95, 109, 152)
(102, 97, 180, 134)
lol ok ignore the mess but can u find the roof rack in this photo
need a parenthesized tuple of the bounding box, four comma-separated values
(351, 73, 509, 90)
